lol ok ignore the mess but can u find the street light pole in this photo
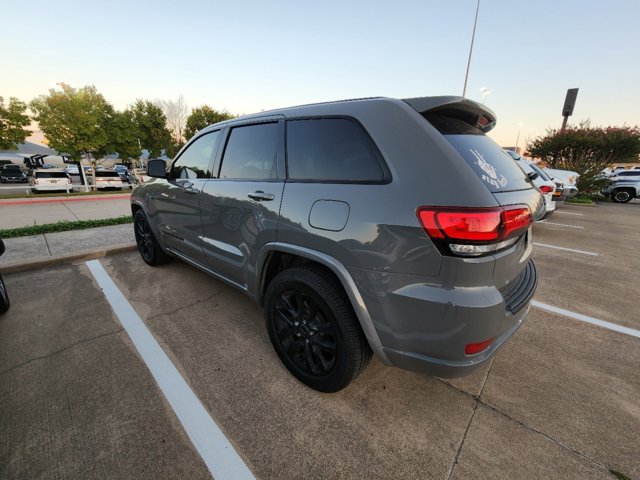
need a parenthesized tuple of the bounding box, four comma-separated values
(463, 0, 481, 97)
(514, 123, 523, 153)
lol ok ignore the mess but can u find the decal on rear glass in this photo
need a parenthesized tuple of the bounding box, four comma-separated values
(470, 148, 508, 189)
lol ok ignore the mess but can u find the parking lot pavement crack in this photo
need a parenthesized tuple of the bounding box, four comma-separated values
(478, 400, 613, 475)
(445, 396, 479, 480)
(144, 290, 223, 322)
(0, 328, 124, 378)
(42, 233, 52, 255)
(444, 357, 497, 479)
(438, 356, 613, 479)
(60, 200, 80, 221)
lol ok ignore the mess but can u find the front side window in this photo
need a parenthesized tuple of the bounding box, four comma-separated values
(286, 118, 385, 182)
(219, 123, 279, 180)
(173, 130, 221, 179)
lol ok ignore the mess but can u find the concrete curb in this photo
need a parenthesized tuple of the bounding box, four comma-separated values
(0, 242, 137, 274)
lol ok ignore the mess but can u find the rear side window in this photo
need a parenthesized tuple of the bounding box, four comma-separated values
(426, 115, 530, 192)
(286, 118, 385, 182)
(219, 123, 279, 180)
(36, 171, 67, 178)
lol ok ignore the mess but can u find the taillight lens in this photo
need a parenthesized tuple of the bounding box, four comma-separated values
(465, 337, 494, 355)
(417, 205, 532, 257)
(538, 185, 553, 193)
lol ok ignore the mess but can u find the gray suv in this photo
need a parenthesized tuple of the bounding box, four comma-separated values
(131, 96, 541, 392)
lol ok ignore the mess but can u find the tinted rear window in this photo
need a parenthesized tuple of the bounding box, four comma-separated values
(426, 115, 530, 192)
(96, 171, 121, 178)
(286, 118, 385, 182)
(36, 172, 67, 178)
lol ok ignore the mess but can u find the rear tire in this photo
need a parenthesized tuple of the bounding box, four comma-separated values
(0, 273, 10, 315)
(134, 210, 171, 266)
(264, 266, 372, 392)
(611, 189, 633, 203)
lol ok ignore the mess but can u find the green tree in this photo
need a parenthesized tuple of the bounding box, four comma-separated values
(30, 84, 113, 161)
(0, 96, 31, 150)
(528, 125, 640, 192)
(184, 105, 234, 140)
(30, 84, 115, 189)
(130, 100, 172, 159)
(108, 110, 142, 165)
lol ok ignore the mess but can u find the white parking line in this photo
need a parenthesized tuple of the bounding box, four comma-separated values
(86, 260, 255, 480)
(532, 300, 640, 339)
(555, 211, 584, 216)
(533, 242, 598, 256)
(537, 220, 584, 229)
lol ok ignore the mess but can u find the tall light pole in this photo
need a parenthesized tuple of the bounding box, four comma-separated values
(462, 0, 481, 97)
(480, 87, 491, 104)
(514, 123, 523, 153)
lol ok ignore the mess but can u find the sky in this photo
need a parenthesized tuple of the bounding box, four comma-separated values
(2, 0, 639, 148)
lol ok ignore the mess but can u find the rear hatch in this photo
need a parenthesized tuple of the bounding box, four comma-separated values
(405, 96, 541, 297)
(95, 171, 123, 186)
(35, 171, 69, 186)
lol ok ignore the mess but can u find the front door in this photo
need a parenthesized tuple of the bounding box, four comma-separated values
(153, 130, 222, 266)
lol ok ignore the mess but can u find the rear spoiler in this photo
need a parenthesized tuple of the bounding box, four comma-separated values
(402, 96, 497, 133)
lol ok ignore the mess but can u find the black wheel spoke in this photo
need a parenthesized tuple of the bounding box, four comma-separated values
(305, 341, 320, 374)
(311, 335, 336, 352)
(312, 343, 334, 372)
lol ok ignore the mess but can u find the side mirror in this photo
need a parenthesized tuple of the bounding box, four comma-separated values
(147, 159, 167, 178)
(0, 238, 5, 257)
(527, 171, 539, 181)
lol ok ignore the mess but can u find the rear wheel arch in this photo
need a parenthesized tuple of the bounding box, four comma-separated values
(256, 244, 390, 365)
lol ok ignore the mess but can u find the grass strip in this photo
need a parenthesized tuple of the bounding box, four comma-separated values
(0, 216, 133, 238)
(565, 195, 594, 205)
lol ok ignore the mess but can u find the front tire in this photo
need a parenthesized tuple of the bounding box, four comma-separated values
(264, 266, 372, 392)
(0, 273, 10, 315)
(611, 189, 633, 203)
(134, 210, 171, 266)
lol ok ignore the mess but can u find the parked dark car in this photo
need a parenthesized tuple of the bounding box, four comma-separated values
(131, 96, 541, 392)
(0, 164, 28, 183)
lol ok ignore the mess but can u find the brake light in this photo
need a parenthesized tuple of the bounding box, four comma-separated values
(417, 205, 532, 257)
(34, 179, 39, 185)
(465, 337, 494, 355)
(539, 185, 553, 193)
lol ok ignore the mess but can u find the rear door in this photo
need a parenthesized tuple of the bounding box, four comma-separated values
(199, 118, 285, 289)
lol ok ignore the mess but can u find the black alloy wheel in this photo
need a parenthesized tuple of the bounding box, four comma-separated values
(134, 210, 170, 266)
(0, 273, 10, 315)
(612, 189, 632, 203)
(273, 289, 338, 376)
(265, 266, 372, 392)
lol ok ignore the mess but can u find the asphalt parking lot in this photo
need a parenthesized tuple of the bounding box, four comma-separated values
(1, 201, 639, 479)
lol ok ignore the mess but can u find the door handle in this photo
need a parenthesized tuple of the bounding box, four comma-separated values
(248, 191, 275, 201)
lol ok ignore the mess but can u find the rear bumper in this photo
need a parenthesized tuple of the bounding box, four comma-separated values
(350, 259, 537, 378)
(32, 185, 72, 191)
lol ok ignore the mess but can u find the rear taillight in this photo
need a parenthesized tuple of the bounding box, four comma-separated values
(538, 185, 553, 193)
(417, 205, 532, 257)
(465, 337, 494, 355)
(34, 179, 39, 185)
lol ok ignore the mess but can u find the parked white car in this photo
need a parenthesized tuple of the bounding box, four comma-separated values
(94, 170, 124, 190)
(504, 151, 556, 218)
(30, 169, 73, 193)
(543, 167, 579, 199)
